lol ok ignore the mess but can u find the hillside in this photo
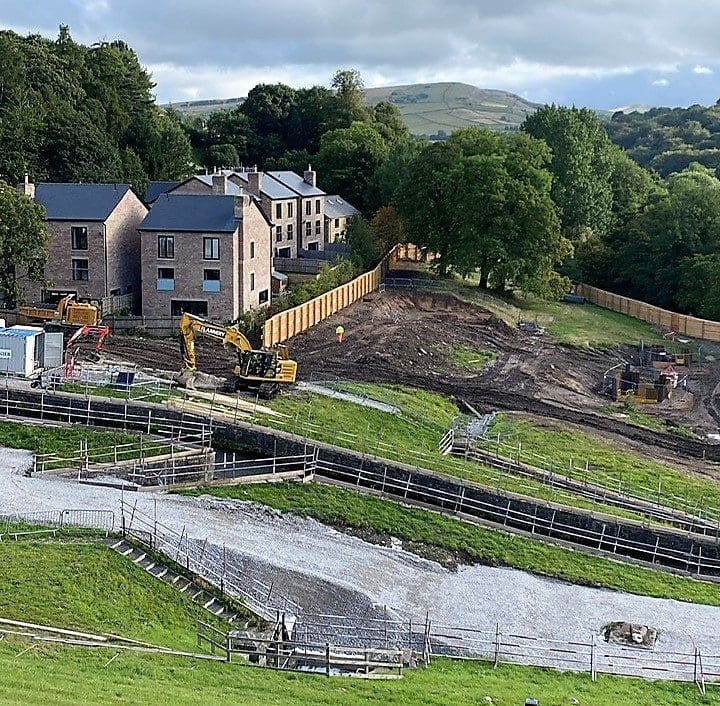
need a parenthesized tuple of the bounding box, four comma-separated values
(363, 82, 539, 136)
(164, 82, 539, 135)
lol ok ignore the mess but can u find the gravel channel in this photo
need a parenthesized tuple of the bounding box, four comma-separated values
(3, 447, 720, 678)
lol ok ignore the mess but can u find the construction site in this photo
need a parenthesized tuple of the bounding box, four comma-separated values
(5, 252, 720, 702)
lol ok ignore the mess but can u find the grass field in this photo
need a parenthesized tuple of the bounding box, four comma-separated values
(0, 540, 207, 650)
(0, 520, 714, 704)
(0, 420, 141, 459)
(182, 482, 720, 608)
(0, 642, 712, 706)
(251, 385, 679, 523)
(448, 278, 662, 347)
(485, 413, 720, 514)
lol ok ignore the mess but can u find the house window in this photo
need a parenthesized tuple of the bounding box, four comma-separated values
(71, 259, 89, 281)
(305, 222, 311, 237)
(287, 223, 293, 239)
(275, 226, 282, 242)
(157, 267, 175, 291)
(250, 272, 255, 291)
(315, 220, 321, 235)
(335, 218, 340, 228)
(287, 202, 294, 218)
(307, 242, 319, 251)
(203, 237, 219, 260)
(259, 289, 269, 304)
(315, 199, 320, 214)
(250, 241, 255, 259)
(275, 203, 282, 219)
(202, 268, 221, 292)
(171, 300, 207, 317)
(158, 235, 174, 259)
(277, 247, 291, 258)
(305, 200, 311, 216)
(71, 226, 88, 250)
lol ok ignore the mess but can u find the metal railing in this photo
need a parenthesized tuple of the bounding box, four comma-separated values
(120, 501, 301, 621)
(0, 509, 115, 534)
(312, 457, 720, 579)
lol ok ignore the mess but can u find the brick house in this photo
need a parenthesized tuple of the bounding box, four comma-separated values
(267, 168, 326, 253)
(18, 180, 147, 307)
(324, 195, 360, 243)
(227, 170, 300, 259)
(138, 192, 271, 320)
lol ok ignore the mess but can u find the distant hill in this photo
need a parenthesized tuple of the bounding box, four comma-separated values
(164, 81, 539, 135)
(609, 103, 654, 115)
(363, 82, 539, 136)
(165, 97, 245, 115)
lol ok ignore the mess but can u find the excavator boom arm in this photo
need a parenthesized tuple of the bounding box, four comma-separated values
(179, 312, 252, 370)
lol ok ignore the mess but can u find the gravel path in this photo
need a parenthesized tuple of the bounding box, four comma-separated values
(3, 447, 720, 669)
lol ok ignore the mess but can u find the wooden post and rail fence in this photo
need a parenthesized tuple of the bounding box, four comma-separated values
(262, 243, 423, 347)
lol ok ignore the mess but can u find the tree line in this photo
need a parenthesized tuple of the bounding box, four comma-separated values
(5, 26, 720, 319)
(0, 27, 191, 194)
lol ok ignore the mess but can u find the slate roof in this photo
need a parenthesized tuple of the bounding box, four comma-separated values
(232, 172, 297, 200)
(138, 194, 240, 233)
(324, 195, 360, 219)
(193, 175, 243, 195)
(145, 181, 180, 203)
(35, 183, 131, 221)
(267, 171, 326, 197)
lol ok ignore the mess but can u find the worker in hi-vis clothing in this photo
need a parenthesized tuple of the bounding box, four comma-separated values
(335, 325, 345, 343)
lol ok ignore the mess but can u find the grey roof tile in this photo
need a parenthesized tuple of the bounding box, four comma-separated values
(324, 195, 360, 219)
(267, 171, 326, 197)
(35, 183, 131, 221)
(144, 181, 180, 203)
(139, 194, 240, 233)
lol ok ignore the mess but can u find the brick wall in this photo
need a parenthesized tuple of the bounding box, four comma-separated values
(105, 190, 148, 297)
(240, 200, 272, 310)
(299, 196, 325, 251)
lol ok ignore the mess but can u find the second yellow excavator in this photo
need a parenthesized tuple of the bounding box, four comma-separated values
(177, 312, 296, 397)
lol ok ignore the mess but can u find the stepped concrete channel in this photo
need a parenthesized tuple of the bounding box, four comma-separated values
(4, 446, 720, 680)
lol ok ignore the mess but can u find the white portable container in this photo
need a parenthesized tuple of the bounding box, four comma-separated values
(0, 326, 45, 377)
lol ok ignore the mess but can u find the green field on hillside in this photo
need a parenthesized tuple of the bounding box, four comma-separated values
(0, 540, 206, 650)
(243, 384, 683, 523)
(444, 277, 663, 346)
(184, 481, 720, 608)
(0, 642, 711, 706)
(484, 413, 720, 513)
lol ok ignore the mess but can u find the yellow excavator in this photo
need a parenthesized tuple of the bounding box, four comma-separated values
(19, 293, 100, 326)
(177, 312, 296, 397)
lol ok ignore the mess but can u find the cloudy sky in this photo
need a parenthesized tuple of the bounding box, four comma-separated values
(2, 0, 719, 108)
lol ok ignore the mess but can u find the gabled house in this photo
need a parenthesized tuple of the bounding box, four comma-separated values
(138, 192, 271, 319)
(17, 179, 147, 308)
(227, 170, 300, 259)
(324, 195, 360, 243)
(267, 168, 326, 253)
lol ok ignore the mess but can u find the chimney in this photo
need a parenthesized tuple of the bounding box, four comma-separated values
(212, 174, 227, 195)
(234, 190, 250, 219)
(304, 164, 316, 187)
(17, 173, 35, 199)
(247, 164, 258, 174)
(247, 171, 263, 196)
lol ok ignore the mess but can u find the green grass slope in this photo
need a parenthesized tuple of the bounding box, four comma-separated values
(0, 540, 205, 650)
(0, 643, 711, 705)
(363, 82, 539, 135)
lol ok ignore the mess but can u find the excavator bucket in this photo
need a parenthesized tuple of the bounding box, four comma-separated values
(174, 369, 197, 389)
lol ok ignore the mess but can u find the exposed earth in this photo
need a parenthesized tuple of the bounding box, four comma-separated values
(100, 289, 720, 470)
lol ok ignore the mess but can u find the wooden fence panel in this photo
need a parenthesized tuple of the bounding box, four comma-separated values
(263, 243, 422, 346)
(576, 284, 720, 342)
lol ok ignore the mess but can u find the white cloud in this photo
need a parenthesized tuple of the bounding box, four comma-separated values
(693, 65, 713, 75)
(653, 78, 670, 86)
